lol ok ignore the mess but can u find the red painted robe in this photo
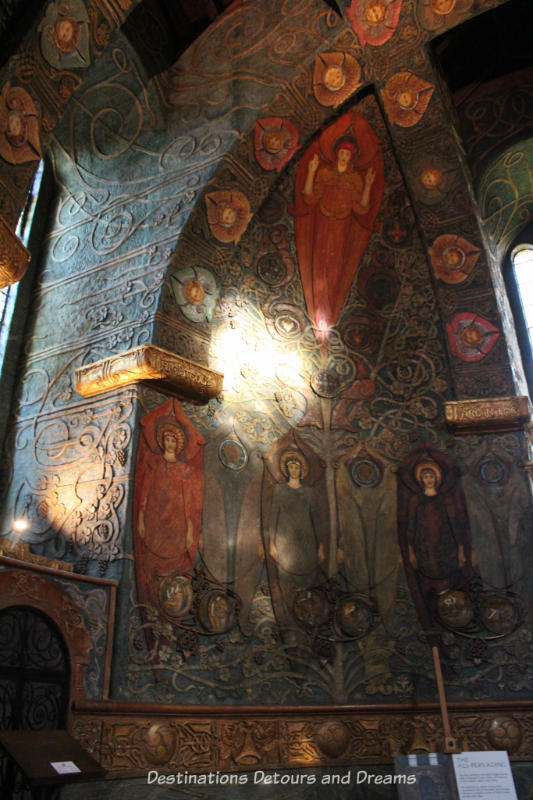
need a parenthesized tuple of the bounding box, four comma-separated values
(291, 112, 384, 331)
(134, 398, 204, 620)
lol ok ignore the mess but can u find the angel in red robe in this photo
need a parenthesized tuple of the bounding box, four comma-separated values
(134, 398, 205, 631)
(291, 111, 384, 336)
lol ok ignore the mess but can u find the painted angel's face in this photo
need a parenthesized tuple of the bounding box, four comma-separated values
(421, 468, 437, 491)
(287, 459, 302, 479)
(163, 431, 179, 455)
(336, 147, 352, 169)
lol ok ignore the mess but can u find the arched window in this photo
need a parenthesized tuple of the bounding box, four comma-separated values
(504, 228, 533, 396)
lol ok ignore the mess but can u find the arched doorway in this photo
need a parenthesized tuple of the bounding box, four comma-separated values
(0, 605, 70, 798)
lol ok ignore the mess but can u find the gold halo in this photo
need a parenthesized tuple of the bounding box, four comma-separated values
(280, 449, 308, 479)
(414, 459, 442, 488)
(156, 421, 184, 454)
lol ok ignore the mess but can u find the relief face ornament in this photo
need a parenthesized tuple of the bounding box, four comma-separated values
(39, 0, 91, 70)
(170, 266, 219, 323)
(254, 117, 299, 172)
(446, 312, 499, 362)
(430, 235, 480, 283)
(0, 83, 41, 165)
(206, 190, 252, 244)
(313, 52, 362, 108)
(347, 0, 403, 47)
(383, 72, 434, 127)
(418, 0, 473, 32)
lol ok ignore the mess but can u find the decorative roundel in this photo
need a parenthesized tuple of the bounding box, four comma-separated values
(159, 575, 193, 619)
(310, 369, 341, 398)
(293, 588, 330, 628)
(274, 309, 302, 339)
(335, 596, 374, 639)
(350, 457, 383, 488)
(197, 590, 236, 634)
(478, 457, 507, 485)
(487, 717, 523, 754)
(315, 721, 351, 758)
(437, 589, 474, 629)
(144, 724, 177, 765)
(218, 438, 248, 471)
(257, 252, 287, 286)
(480, 595, 518, 635)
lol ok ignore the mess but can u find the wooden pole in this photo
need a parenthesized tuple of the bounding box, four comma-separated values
(432, 645, 459, 753)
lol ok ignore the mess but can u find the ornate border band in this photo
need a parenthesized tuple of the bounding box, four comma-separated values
(0, 214, 31, 289)
(445, 396, 531, 434)
(74, 345, 223, 403)
(70, 701, 533, 775)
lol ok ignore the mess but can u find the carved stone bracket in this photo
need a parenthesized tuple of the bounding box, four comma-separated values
(0, 539, 74, 572)
(445, 396, 531, 434)
(70, 700, 533, 776)
(74, 345, 223, 403)
(0, 214, 30, 289)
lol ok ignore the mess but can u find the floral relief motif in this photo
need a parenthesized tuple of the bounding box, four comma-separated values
(0, 83, 41, 165)
(446, 312, 500, 362)
(382, 72, 434, 127)
(38, 0, 91, 71)
(170, 266, 219, 322)
(312, 52, 363, 109)
(347, 0, 403, 47)
(205, 190, 252, 244)
(417, 0, 474, 32)
(254, 117, 299, 172)
(430, 234, 480, 284)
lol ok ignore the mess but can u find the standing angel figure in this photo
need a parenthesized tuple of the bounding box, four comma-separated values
(291, 111, 384, 334)
(134, 398, 205, 626)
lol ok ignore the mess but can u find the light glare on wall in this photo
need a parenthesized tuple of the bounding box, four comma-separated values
(13, 518, 28, 532)
(212, 316, 302, 394)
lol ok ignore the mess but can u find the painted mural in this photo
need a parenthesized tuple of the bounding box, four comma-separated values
(0, 0, 532, 729)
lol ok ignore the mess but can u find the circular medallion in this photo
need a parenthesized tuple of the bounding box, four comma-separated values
(396, 87, 419, 111)
(183, 279, 205, 305)
(218, 438, 248, 471)
(443, 246, 466, 270)
(159, 575, 193, 619)
(198, 590, 235, 633)
(431, 0, 456, 14)
(257, 252, 287, 286)
(487, 717, 522, 754)
(335, 597, 374, 638)
(310, 369, 340, 398)
(293, 588, 329, 628)
(324, 66, 346, 91)
(315, 721, 351, 758)
(274, 309, 302, 338)
(421, 168, 443, 190)
(351, 457, 383, 488)
(144, 724, 177, 765)
(437, 590, 473, 629)
(478, 457, 507, 485)
(364, 0, 387, 25)
(364, 271, 400, 308)
(54, 18, 79, 53)
(480, 595, 518, 635)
